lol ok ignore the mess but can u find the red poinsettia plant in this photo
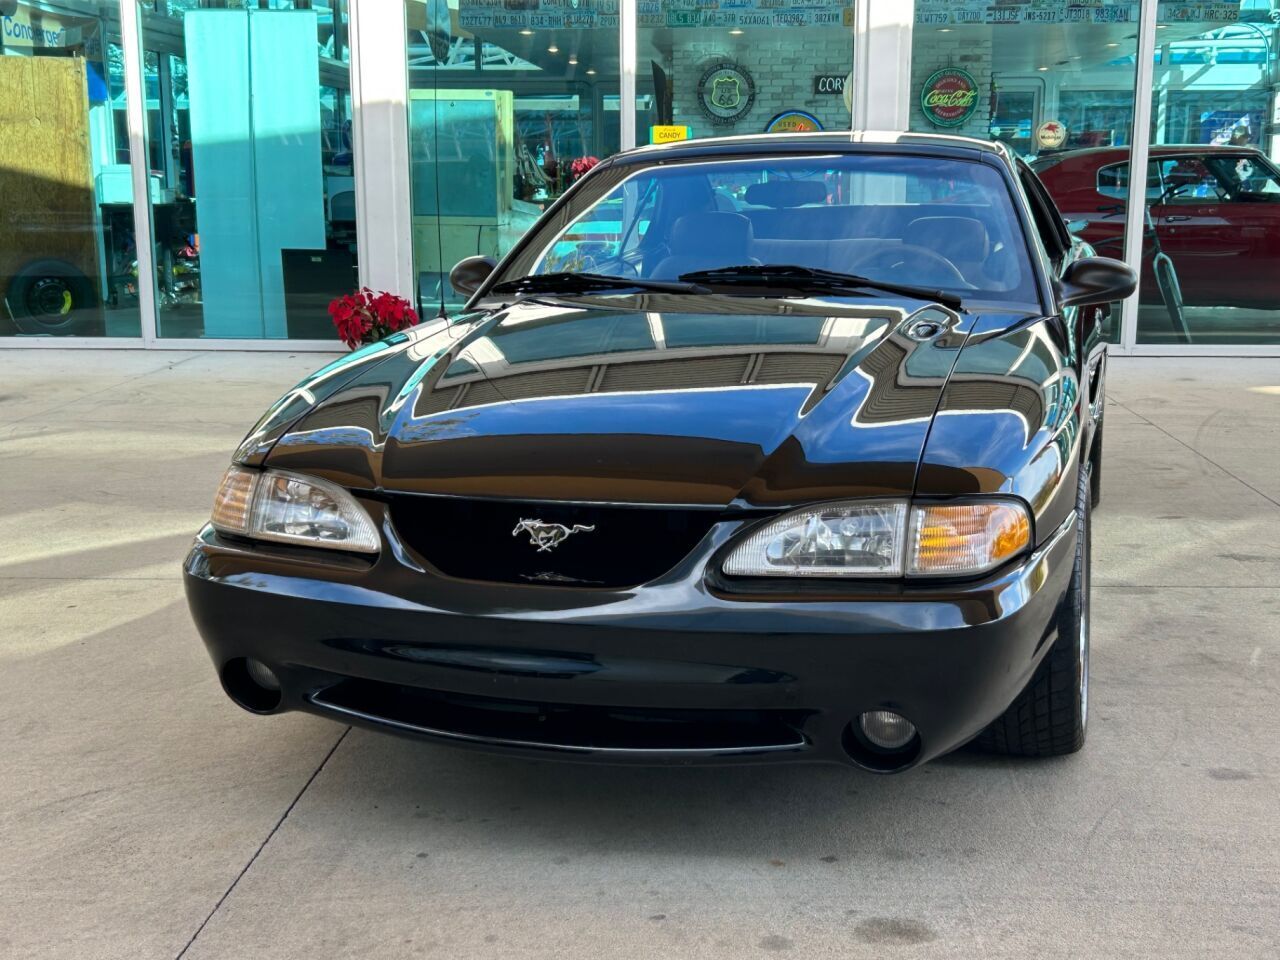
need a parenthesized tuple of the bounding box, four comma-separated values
(569, 155, 600, 182)
(328, 288, 420, 350)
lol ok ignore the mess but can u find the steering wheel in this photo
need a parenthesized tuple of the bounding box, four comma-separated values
(856, 244, 972, 289)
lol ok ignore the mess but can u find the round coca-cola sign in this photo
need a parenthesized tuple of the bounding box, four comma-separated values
(920, 68, 979, 128)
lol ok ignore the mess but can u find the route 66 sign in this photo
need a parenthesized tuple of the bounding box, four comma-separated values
(698, 62, 755, 125)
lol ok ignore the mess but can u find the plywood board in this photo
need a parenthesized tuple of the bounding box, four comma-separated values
(0, 56, 98, 303)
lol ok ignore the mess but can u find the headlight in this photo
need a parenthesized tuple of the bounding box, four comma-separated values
(210, 466, 379, 553)
(722, 498, 1030, 578)
(723, 501, 908, 577)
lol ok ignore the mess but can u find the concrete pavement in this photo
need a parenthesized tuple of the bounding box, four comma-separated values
(1, 350, 1277, 959)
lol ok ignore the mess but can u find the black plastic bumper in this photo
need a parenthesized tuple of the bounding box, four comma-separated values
(183, 514, 1075, 771)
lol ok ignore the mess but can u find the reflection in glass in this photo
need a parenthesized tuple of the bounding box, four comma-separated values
(909, 4, 1141, 344)
(140, 1, 355, 340)
(1137, 12, 1280, 344)
(1, 2, 139, 338)
(406, 0, 620, 315)
(636, 1, 853, 144)
(502, 153, 1040, 309)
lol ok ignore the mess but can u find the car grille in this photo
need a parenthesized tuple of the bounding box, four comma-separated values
(388, 496, 725, 588)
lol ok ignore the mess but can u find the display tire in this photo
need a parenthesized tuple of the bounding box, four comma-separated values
(6, 259, 101, 336)
(971, 466, 1090, 757)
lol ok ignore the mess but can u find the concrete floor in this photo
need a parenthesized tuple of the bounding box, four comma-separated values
(1, 350, 1277, 960)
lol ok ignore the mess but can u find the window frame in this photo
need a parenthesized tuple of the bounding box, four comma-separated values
(1097, 159, 1166, 203)
(1153, 156, 1231, 204)
(1017, 160, 1072, 268)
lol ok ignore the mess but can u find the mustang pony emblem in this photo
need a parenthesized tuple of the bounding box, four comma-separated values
(512, 518, 596, 552)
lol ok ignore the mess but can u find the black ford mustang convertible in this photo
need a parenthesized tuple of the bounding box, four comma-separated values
(185, 132, 1135, 772)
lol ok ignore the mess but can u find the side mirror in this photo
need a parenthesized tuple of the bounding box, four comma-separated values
(1057, 256, 1137, 309)
(449, 256, 497, 298)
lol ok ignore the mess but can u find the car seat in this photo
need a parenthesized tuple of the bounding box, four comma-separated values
(648, 212, 760, 279)
(904, 216, 990, 286)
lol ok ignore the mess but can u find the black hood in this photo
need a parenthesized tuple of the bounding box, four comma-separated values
(263, 295, 998, 508)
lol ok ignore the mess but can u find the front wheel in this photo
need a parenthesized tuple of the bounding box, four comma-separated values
(972, 467, 1090, 756)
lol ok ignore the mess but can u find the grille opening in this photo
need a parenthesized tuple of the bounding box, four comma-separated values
(313, 678, 808, 753)
(389, 496, 722, 588)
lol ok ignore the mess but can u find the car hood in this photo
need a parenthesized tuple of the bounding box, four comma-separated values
(264, 295, 1011, 508)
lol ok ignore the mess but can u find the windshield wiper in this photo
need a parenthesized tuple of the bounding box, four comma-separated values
(489, 272, 707, 298)
(678, 264, 964, 310)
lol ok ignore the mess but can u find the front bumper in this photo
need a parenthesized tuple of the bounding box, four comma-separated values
(183, 512, 1076, 771)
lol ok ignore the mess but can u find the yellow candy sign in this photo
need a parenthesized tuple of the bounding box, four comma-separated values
(650, 125, 691, 144)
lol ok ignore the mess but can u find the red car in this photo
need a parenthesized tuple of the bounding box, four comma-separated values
(1032, 145, 1280, 314)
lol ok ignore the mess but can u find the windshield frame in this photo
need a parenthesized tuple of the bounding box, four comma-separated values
(471, 145, 1051, 315)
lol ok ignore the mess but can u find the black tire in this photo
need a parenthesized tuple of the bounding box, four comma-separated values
(5, 259, 101, 336)
(1089, 421, 1103, 510)
(972, 467, 1090, 756)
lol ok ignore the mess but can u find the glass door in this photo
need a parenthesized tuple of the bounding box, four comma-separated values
(139, 1, 356, 341)
(1136, 14, 1280, 345)
(989, 86, 1039, 159)
(405, 0, 621, 315)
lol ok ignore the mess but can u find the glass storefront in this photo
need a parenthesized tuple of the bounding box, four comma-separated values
(3, 0, 1279, 353)
(1135, 14, 1280, 344)
(137, 0, 354, 339)
(404, 0, 855, 313)
(406, 0, 620, 313)
(910, 0, 1144, 343)
(0, 1, 140, 339)
(636, 1, 853, 144)
(909, 0, 1279, 347)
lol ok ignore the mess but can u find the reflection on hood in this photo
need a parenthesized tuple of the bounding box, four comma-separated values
(261, 296, 1048, 507)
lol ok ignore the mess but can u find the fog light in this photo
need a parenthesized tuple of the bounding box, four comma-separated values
(858, 710, 916, 750)
(245, 658, 281, 691)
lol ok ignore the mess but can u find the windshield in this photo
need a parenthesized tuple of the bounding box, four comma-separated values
(496, 153, 1040, 307)
(1202, 153, 1280, 199)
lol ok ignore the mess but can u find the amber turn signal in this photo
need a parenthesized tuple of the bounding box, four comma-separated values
(210, 465, 256, 534)
(908, 502, 1031, 576)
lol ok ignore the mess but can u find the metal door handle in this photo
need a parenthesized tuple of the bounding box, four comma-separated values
(1164, 215, 1192, 222)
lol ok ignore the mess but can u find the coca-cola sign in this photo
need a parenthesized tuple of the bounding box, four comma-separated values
(920, 67, 979, 128)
